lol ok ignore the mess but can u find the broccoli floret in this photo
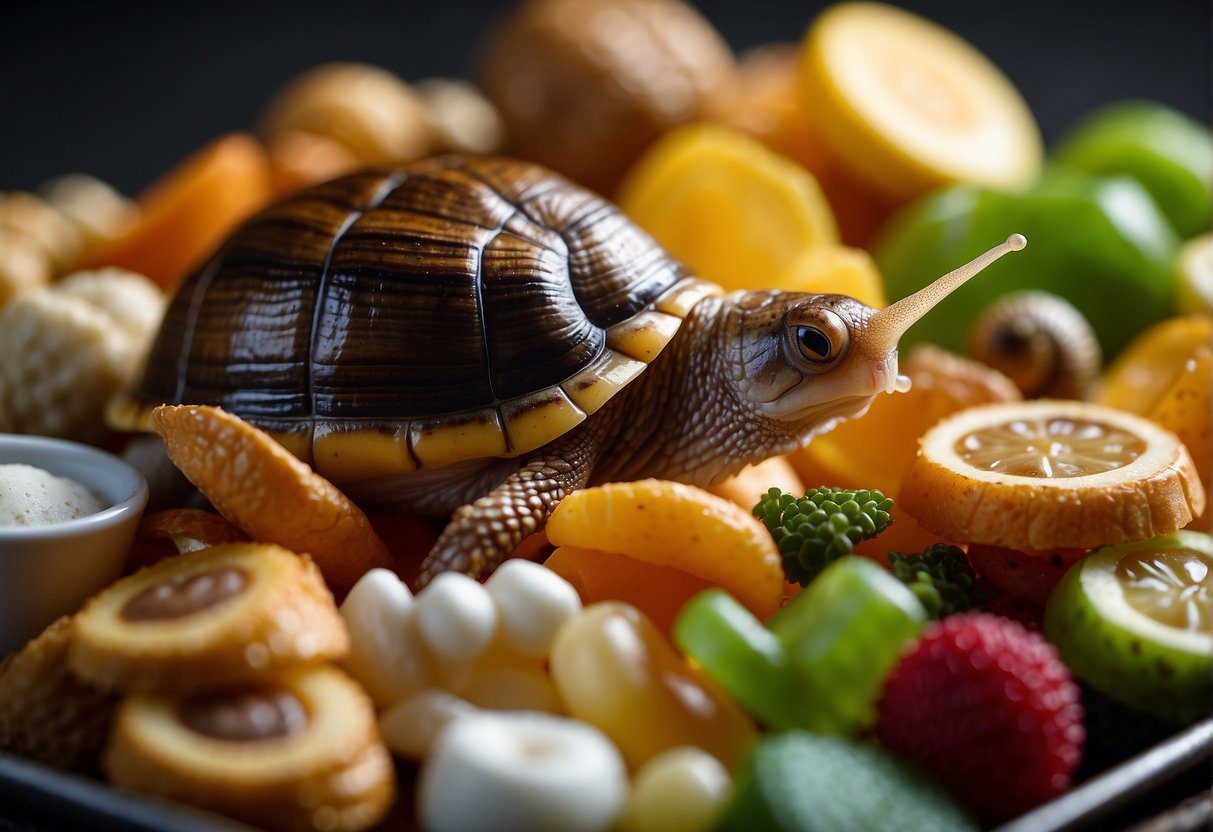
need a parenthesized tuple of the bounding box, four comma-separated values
(888, 544, 985, 619)
(753, 486, 894, 586)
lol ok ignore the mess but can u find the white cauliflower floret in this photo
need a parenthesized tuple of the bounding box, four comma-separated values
(0, 268, 164, 443)
(0, 230, 51, 308)
(0, 192, 84, 274)
(52, 268, 165, 351)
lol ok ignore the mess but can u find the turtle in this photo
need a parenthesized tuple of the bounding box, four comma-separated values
(113, 155, 1024, 585)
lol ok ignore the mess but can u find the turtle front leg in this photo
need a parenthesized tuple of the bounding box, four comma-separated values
(417, 433, 598, 586)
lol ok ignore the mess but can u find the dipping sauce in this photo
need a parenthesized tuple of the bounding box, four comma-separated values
(0, 463, 106, 527)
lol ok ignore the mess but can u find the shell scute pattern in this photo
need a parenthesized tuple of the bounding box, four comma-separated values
(133, 157, 705, 478)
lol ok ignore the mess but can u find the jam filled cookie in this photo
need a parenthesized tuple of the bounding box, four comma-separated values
(70, 543, 348, 694)
(0, 616, 116, 772)
(105, 665, 394, 832)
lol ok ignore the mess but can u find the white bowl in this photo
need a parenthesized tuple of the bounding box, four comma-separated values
(0, 434, 147, 655)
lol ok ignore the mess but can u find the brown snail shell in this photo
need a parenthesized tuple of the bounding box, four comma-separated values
(966, 291, 1101, 400)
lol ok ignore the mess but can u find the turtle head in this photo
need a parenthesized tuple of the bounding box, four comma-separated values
(731, 235, 1026, 428)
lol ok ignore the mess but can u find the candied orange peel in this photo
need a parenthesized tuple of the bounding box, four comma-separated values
(151, 405, 391, 591)
(546, 479, 784, 619)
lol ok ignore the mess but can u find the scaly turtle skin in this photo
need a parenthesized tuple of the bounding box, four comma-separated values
(118, 156, 1023, 584)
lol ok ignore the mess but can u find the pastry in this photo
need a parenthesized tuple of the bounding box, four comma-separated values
(106, 665, 394, 832)
(70, 543, 348, 693)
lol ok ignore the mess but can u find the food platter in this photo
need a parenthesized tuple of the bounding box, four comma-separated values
(1, 1, 1209, 831)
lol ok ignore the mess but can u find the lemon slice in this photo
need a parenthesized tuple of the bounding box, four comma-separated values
(619, 124, 838, 293)
(1045, 531, 1212, 723)
(1097, 314, 1212, 415)
(1178, 233, 1213, 316)
(901, 400, 1206, 551)
(801, 2, 1042, 201)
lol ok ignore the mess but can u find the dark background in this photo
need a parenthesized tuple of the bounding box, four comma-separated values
(1, 0, 1209, 194)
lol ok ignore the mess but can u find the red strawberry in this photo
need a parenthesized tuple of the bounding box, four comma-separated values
(875, 613, 1084, 823)
(967, 545, 1085, 607)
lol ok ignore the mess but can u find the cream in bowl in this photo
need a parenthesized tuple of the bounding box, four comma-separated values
(0, 435, 148, 655)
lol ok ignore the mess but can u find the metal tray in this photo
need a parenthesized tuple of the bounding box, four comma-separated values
(1, 718, 1208, 832)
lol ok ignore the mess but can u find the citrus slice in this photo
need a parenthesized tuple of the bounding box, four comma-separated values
(801, 2, 1042, 201)
(618, 124, 837, 293)
(901, 400, 1206, 551)
(1178, 233, 1213, 316)
(1149, 344, 1211, 531)
(1097, 314, 1212, 415)
(775, 245, 887, 309)
(546, 480, 784, 619)
(1044, 531, 1212, 723)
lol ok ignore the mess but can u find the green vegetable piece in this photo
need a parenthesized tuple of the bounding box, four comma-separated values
(673, 589, 795, 729)
(767, 557, 926, 735)
(877, 172, 1178, 359)
(754, 486, 894, 586)
(1044, 531, 1212, 724)
(717, 731, 977, 832)
(887, 544, 985, 619)
(1055, 100, 1212, 238)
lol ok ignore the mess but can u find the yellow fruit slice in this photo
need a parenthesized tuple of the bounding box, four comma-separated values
(901, 400, 1206, 551)
(546, 480, 784, 618)
(1097, 315, 1212, 415)
(708, 455, 805, 511)
(1178, 233, 1213, 316)
(775, 245, 886, 308)
(619, 124, 837, 293)
(1149, 345, 1212, 530)
(151, 405, 391, 592)
(801, 2, 1042, 201)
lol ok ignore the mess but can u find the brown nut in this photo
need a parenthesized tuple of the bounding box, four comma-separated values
(415, 78, 506, 155)
(0, 191, 85, 274)
(480, 0, 738, 194)
(265, 129, 363, 198)
(258, 62, 433, 165)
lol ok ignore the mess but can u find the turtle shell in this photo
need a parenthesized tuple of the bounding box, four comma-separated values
(120, 156, 720, 484)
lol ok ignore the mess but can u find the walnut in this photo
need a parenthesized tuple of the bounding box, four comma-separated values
(0, 230, 51, 308)
(38, 173, 137, 249)
(415, 78, 506, 155)
(0, 191, 85, 274)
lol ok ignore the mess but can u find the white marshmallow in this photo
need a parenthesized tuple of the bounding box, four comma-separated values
(419, 711, 628, 832)
(485, 560, 582, 658)
(380, 689, 478, 761)
(414, 572, 498, 675)
(339, 568, 435, 708)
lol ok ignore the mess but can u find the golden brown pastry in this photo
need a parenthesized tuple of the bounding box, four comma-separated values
(0, 617, 117, 772)
(106, 665, 394, 832)
(70, 543, 349, 694)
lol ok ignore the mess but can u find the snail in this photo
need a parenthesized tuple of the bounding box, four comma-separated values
(111, 156, 1024, 584)
(966, 291, 1101, 400)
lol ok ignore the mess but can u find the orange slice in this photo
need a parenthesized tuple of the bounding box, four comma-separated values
(775, 245, 887, 308)
(81, 133, 272, 290)
(901, 400, 1206, 551)
(544, 546, 713, 636)
(151, 405, 391, 592)
(708, 455, 805, 512)
(1097, 315, 1212, 415)
(801, 2, 1042, 201)
(546, 480, 784, 619)
(619, 124, 837, 293)
(1148, 345, 1212, 530)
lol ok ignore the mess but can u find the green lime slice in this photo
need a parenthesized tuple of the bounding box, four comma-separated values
(1044, 531, 1212, 724)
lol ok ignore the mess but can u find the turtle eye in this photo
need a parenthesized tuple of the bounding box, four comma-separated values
(796, 326, 833, 362)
